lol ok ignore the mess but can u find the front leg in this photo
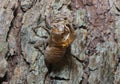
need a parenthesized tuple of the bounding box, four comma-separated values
(32, 25, 50, 36)
(34, 38, 49, 55)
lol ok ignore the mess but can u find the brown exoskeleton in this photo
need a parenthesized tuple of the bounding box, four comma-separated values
(33, 17, 78, 84)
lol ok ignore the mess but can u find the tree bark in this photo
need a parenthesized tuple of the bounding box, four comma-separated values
(0, 0, 120, 84)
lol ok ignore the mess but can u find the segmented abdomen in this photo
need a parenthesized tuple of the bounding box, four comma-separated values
(45, 46, 66, 64)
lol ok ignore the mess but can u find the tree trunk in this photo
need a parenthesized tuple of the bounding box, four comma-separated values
(0, 0, 120, 84)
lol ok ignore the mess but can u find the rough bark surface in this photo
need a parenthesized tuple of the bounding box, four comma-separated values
(0, 0, 120, 84)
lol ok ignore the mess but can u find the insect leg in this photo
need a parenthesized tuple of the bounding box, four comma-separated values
(45, 16, 52, 29)
(72, 55, 84, 63)
(43, 70, 51, 84)
(44, 60, 52, 84)
(34, 39, 48, 55)
(32, 25, 50, 36)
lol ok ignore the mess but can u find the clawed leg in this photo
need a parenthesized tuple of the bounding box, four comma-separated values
(44, 60, 52, 84)
(32, 25, 50, 36)
(34, 39, 48, 55)
(43, 70, 51, 84)
(72, 55, 84, 64)
(32, 15, 52, 37)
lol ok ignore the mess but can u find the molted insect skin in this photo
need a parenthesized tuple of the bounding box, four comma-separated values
(44, 45, 72, 73)
(32, 17, 76, 84)
(43, 21, 76, 84)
